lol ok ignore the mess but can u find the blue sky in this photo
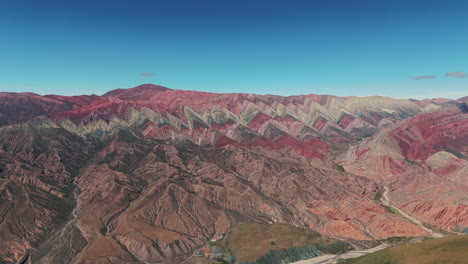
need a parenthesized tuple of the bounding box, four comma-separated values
(1, 0, 467, 99)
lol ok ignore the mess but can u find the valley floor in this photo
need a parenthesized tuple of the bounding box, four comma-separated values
(291, 244, 390, 264)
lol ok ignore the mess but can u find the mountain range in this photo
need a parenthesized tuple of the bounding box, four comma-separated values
(0, 84, 466, 264)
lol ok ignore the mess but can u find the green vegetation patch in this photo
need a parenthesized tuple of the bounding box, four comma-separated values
(339, 235, 468, 264)
(213, 223, 352, 263)
(404, 159, 421, 166)
(374, 191, 383, 201)
(383, 205, 399, 215)
(443, 147, 465, 159)
(334, 163, 345, 172)
(382, 236, 412, 244)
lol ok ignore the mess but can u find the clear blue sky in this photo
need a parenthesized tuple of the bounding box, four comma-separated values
(1, 0, 467, 99)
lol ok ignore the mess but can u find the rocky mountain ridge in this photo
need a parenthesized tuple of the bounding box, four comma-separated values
(0, 84, 466, 263)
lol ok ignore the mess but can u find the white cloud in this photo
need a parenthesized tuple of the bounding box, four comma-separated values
(140, 72, 156, 77)
(445, 71, 468, 78)
(408, 75, 436, 80)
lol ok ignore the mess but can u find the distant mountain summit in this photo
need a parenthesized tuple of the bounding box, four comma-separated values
(102, 83, 171, 100)
(458, 96, 468, 103)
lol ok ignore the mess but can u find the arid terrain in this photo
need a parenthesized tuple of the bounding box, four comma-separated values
(338, 235, 468, 264)
(0, 84, 466, 263)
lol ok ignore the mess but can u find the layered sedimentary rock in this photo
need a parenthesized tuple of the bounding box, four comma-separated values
(0, 84, 465, 263)
(338, 109, 468, 233)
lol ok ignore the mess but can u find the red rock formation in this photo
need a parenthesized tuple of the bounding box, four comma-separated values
(0, 84, 465, 263)
(339, 109, 468, 233)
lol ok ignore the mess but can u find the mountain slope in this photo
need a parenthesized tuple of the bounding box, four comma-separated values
(339, 109, 468, 233)
(0, 84, 466, 264)
(340, 235, 468, 264)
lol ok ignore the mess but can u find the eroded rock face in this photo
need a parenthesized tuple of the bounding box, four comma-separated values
(0, 84, 465, 263)
(0, 118, 95, 263)
(339, 109, 468, 233)
(68, 140, 428, 263)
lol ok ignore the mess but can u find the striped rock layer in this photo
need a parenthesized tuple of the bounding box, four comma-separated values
(0, 84, 466, 263)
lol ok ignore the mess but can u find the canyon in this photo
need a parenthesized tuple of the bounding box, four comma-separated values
(0, 84, 466, 263)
